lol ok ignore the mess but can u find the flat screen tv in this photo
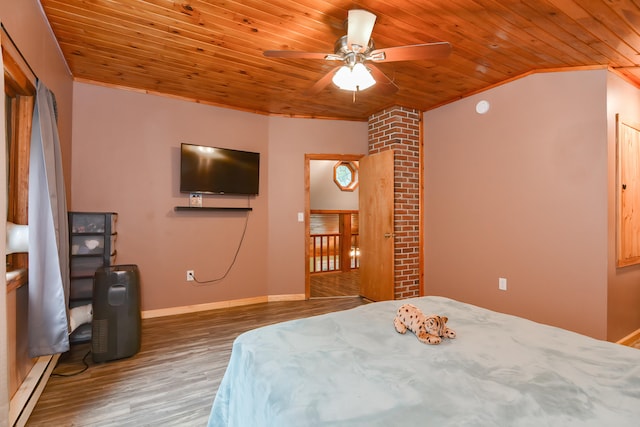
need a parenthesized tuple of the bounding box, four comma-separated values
(180, 143, 260, 195)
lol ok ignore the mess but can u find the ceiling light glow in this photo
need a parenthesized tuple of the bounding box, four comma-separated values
(332, 63, 376, 91)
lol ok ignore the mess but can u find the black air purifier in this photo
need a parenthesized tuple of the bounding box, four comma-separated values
(92, 264, 141, 363)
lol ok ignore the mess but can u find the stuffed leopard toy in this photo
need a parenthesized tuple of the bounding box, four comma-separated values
(393, 303, 456, 345)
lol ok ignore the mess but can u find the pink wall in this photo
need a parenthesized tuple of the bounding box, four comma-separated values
(606, 73, 640, 340)
(0, 0, 73, 195)
(1, 1, 73, 423)
(424, 70, 610, 339)
(266, 117, 367, 296)
(71, 83, 367, 310)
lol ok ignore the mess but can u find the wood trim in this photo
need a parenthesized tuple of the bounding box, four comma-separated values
(173, 206, 252, 212)
(1, 29, 36, 96)
(6, 269, 27, 294)
(267, 294, 306, 302)
(419, 112, 425, 296)
(333, 161, 359, 191)
(339, 213, 352, 272)
(4, 26, 37, 417)
(615, 115, 640, 267)
(10, 95, 33, 224)
(426, 66, 610, 112)
(305, 154, 366, 298)
(617, 117, 640, 133)
(616, 328, 640, 347)
(6, 95, 33, 274)
(73, 77, 368, 122)
(306, 154, 364, 162)
(142, 296, 267, 318)
(305, 155, 311, 299)
(9, 354, 59, 427)
(609, 66, 640, 90)
(141, 294, 304, 319)
(4, 27, 35, 279)
(310, 209, 359, 214)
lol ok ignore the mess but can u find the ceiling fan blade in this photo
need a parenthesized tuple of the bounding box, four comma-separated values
(367, 64, 398, 95)
(263, 50, 330, 60)
(304, 66, 342, 96)
(370, 42, 452, 62)
(347, 9, 376, 52)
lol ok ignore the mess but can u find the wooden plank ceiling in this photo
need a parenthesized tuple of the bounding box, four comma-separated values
(39, 0, 640, 121)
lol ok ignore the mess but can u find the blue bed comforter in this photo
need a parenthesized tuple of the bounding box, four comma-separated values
(208, 296, 640, 426)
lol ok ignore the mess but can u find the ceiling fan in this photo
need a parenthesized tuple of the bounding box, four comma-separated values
(263, 9, 451, 96)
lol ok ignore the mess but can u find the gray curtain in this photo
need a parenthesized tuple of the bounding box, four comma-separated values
(28, 80, 70, 357)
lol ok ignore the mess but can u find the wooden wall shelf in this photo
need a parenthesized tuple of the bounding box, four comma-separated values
(174, 206, 252, 212)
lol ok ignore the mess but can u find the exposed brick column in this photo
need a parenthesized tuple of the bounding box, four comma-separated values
(368, 106, 421, 299)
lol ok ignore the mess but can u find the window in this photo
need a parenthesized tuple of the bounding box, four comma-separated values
(333, 161, 359, 191)
(4, 28, 36, 291)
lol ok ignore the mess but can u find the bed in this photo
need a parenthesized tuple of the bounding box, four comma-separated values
(208, 296, 640, 426)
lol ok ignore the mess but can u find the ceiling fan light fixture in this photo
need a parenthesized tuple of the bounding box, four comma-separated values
(264, 9, 450, 96)
(347, 9, 376, 53)
(332, 63, 376, 92)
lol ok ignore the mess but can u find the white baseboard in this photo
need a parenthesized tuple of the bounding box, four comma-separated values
(141, 294, 306, 319)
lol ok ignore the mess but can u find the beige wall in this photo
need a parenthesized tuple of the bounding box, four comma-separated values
(424, 70, 611, 340)
(310, 160, 359, 211)
(606, 72, 640, 340)
(71, 83, 368, 311)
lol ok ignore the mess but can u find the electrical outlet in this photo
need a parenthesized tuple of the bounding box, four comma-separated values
(186, 270, 195, 282)
(498, 277, 507, 291)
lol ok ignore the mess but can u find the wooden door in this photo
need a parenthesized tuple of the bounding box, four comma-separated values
(617, 116, 640, 267)
(359, 150, 395, 301)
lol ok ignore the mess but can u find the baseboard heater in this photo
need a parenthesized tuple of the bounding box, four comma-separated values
(9, 354, 59, 427)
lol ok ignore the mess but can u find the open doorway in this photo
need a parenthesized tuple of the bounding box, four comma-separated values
(305, 154, 363, 298)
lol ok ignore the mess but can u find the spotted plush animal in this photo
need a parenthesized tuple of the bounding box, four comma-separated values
(393, 303, 456, 345)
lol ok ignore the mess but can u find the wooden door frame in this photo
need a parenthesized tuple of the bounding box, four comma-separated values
(419, 112, 425, 296)
(304, 153, 364, 299)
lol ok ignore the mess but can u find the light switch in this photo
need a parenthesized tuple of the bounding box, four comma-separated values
(297, 212, 304, 222)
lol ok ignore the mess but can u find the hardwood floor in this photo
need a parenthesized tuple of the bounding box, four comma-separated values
(310, 270, 360, 298)
(25, 297, 367, 426)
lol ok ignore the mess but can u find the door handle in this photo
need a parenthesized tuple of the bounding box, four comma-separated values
(384, 233, 395, 238)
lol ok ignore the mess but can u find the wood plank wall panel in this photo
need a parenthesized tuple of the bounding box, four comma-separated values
(38, 0, 640, 120)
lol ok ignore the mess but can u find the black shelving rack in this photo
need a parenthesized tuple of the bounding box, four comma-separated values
(68, 212, 118, 344)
